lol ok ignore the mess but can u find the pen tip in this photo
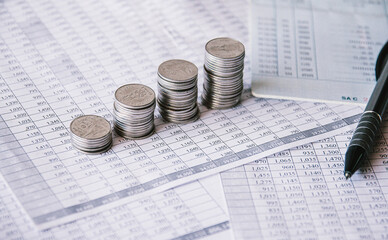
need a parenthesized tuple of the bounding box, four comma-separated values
(344, 172, 352, 180)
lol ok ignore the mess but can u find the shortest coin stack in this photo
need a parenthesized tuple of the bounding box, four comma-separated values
(70, 115, 113, 154)
(202, 37, 245, 109)
(113, 84, 156, 139)
(157, 59, 200, 123)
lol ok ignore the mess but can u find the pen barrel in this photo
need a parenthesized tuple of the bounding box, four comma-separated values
(348, 111, 381, 153)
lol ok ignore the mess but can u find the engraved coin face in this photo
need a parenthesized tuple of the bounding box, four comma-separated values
(158, 59, 198, 82)
(70, 115, 111, 140)
(205, 37, 245, 59)
(115, 84, 155, 108)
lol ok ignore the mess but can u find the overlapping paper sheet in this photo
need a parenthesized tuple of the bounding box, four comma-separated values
(0, 0, 363, 230)
(0, 171, 232, 240)
(251, 0, 388, 104)
(221, 112, 388, 240)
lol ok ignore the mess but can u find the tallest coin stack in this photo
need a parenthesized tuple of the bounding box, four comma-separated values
(202, 37, 245, 109)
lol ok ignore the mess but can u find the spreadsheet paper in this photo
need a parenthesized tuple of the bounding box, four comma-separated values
(251, 0, 388, 104)
(221, 112, 388, 240)
(0, 0, 363, 229)
(0, 172, 232, 240)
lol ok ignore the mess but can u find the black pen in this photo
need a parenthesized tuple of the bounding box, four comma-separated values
(344, 41, 388, 179)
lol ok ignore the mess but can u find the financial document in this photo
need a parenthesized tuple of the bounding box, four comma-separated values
(0, 172, 231, 240)
(0, 173, 39, 239)
(221, 113, 388, 240)
(251, 0, 388, 104)
(0, 0, 365, 228)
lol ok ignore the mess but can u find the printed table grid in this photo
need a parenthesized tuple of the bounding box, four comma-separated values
(0, 0, 364, 227)
(221, 119, 388, 240)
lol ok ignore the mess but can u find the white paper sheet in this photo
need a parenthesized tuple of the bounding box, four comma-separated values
(0, 0, 365, 228)
(251, 0, 388, 104)
(0, 172, 232, 240)
(221, 112, 388, 240)
(0, 173, 39, 239)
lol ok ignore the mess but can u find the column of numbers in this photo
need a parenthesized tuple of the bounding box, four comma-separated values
(13, 0, 119, 202)
(245, 159, 288, 239)
(317, 136, 367, 239)
(0, 9, 67, 217)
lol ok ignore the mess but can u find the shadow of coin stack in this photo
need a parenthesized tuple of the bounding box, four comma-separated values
(157, 59, 200, 123)
(113, 84, 156, 139)
(202, 37, 245, 109)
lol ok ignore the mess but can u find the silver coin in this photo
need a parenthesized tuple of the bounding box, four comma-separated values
(114, 123, 155, 140)
(158, 105, 200, 124)
(70, 115, 112, 154)
(158, 59, 198, 83)
(157, 75, 197, 91)
(115, 84, 155, 109)
(72, 141, 113, 155)
(202, 38, 245, 110)
(113, 84, 156, 139)
(157, 59, 200, 123)
(70, 115, 111, 140)
(205, 37, 245, 59)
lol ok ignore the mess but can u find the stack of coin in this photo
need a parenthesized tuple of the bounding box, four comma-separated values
(70, 115, 113, 154)
(157, 59, 200, 123)
(202, 37, 245, 109)
(113, 84, 156, 139)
